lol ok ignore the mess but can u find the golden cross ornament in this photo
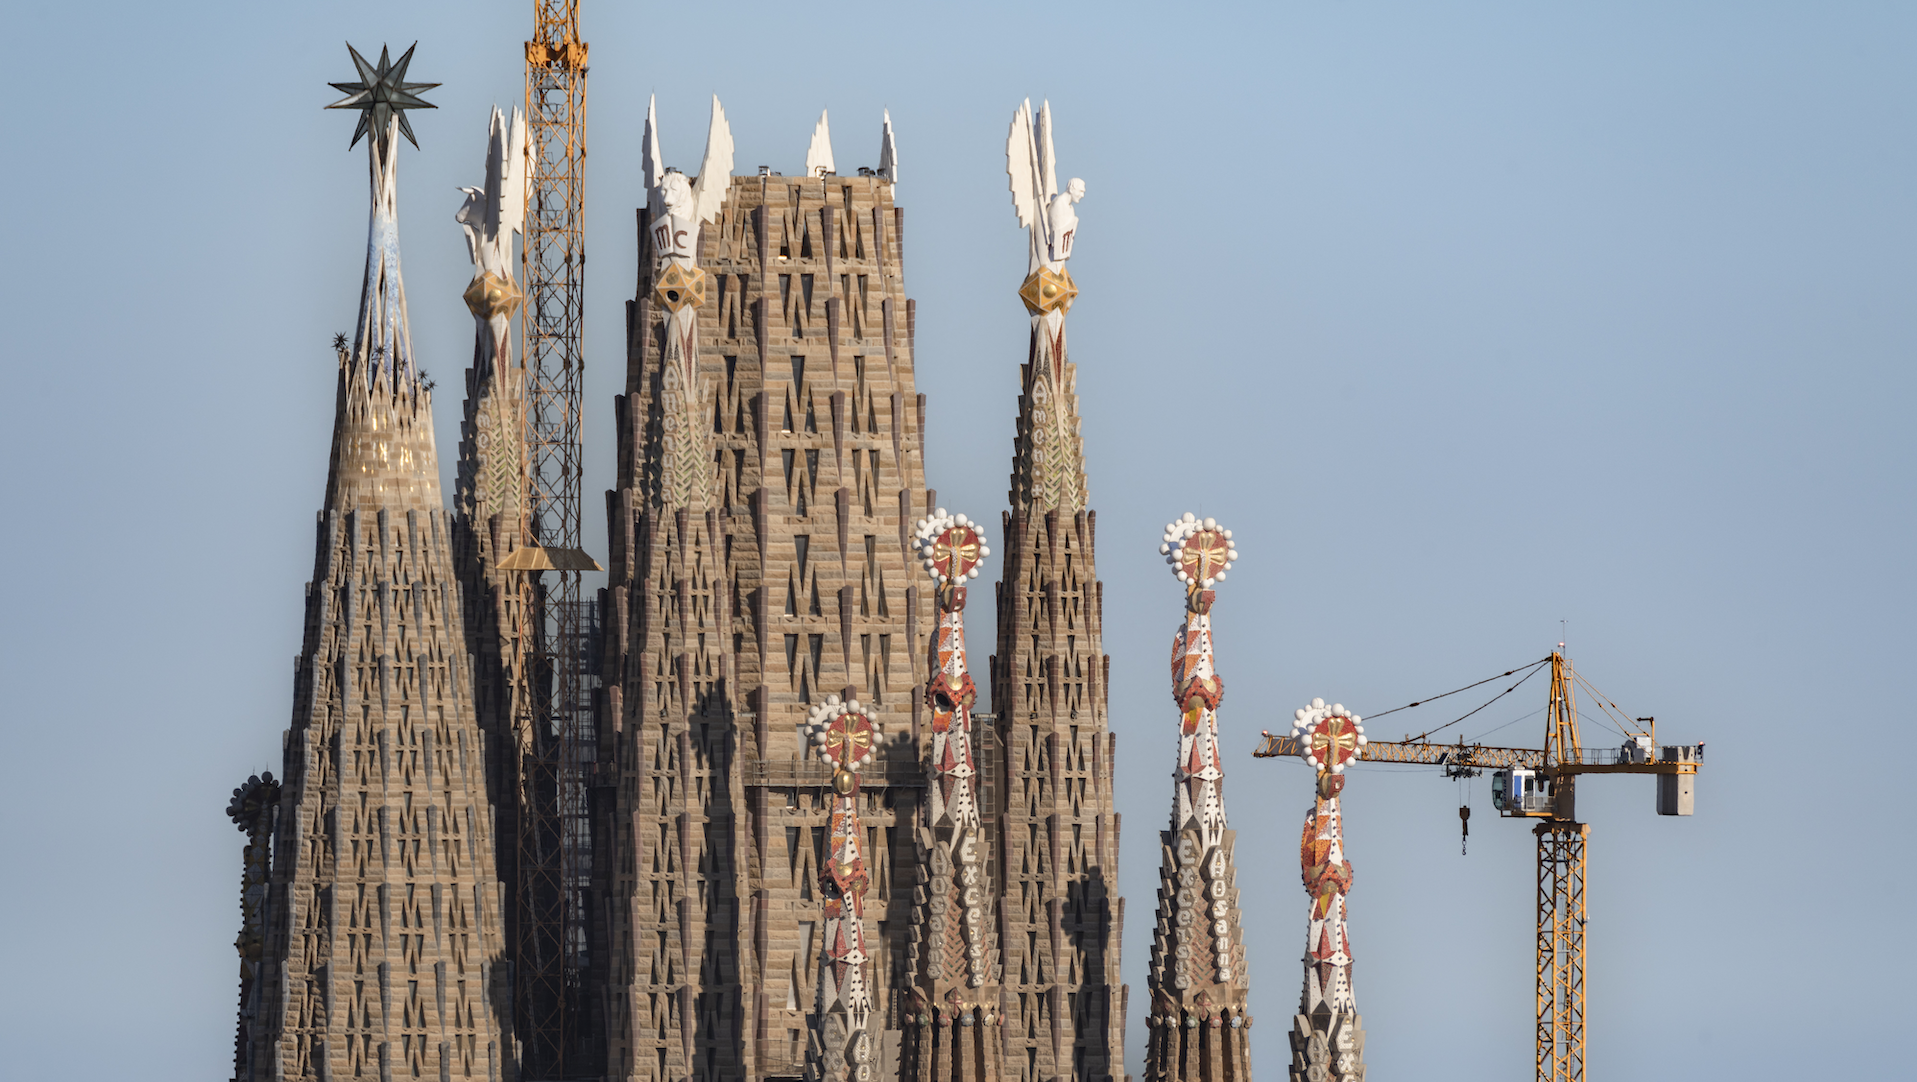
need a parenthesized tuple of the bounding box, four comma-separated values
(1180, 529, 1230, 583)
(1310, 717, 1362, 771)
(933, 526, 981, 580)
(821, 712, 874, 767)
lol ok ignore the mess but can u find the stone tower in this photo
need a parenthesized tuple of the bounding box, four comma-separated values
(1142, 517, 1251, 1082)
(994, 99, 1127, 1082)
(247, 46, 514, 1082)
(589, 105, 936, 1082)
(449, 104, 536, 999)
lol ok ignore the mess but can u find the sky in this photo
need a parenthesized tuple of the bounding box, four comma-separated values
(1, 1, 1911, 1079)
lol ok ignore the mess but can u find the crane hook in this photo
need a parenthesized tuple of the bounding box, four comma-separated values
(1458, 803, 1471, 856)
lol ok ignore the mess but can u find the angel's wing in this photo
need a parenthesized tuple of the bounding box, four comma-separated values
(877, 109, 898, 184)
(642, 94, 665, 216)
(1006, 99, 1044, 231)
(500, 107, 527, 240)
(691, 95, 734, 224)
(475, 106, 507, 236)
(1036, 100, 1059, 200)
(804, 109, 835, 177)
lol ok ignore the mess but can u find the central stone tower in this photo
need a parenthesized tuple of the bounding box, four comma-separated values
(591, 105, 935, 1082)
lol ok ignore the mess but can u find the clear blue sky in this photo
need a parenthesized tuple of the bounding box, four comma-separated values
(2, 1, 1910, 1078)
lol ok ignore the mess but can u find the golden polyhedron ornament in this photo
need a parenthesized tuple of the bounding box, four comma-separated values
(653, 262, 708, 314)
(1018, 266, 1078, 314)
(462, 271, 524, 320)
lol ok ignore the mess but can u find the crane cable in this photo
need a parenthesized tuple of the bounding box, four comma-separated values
(1573, 671, 1647, 738)
(1365, 656, 1553, 741)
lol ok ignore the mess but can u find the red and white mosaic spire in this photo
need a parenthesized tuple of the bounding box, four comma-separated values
(1287, 700, 1369, 1082)
(903, 511, 1007, 1079)
(803, 697, 883, 1082)
(1145, 513, 1253, 1082)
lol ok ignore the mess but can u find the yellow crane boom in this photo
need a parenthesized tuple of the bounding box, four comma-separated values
(1253, 731, 1699, 777)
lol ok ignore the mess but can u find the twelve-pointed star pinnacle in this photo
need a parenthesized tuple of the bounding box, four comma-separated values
(327, 42, 439, 151)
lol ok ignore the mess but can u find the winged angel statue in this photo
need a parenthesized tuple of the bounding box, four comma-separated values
(642, 95, 734, 508)
(1006, 99, 1088, 511)
(453, 106, 530, 532)
(1007, 99, 1085, 276)
(455, 106, 527, 366)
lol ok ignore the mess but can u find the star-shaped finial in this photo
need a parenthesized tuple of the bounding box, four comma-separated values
(327, 42, 439, 153)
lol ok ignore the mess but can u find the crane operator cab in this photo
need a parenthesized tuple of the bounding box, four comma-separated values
(1491, 768, 1557, 818)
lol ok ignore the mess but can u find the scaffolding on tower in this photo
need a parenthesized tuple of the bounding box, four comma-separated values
(514, 1, 595, 1076)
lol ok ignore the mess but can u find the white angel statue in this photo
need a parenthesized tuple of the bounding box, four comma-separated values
(641, 95, 734, 510)
(643, 94, 734, 268)
(1007, 99, 1085, 274)
(455, 105, 527, 366)
(454, 105, 529, 526)
(455, 105, 525, 282)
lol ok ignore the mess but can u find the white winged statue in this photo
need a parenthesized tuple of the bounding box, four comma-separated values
(640, 95, 734, 511)
(455, 105, 528, 365)
(643, 94, 735, 268)
(456, 105, 526, 282)
(1007, 99, 1085, 275)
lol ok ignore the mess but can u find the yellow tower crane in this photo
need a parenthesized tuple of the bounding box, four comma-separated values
(1254, 651, 1702, 1082)
(514, 2, 593, 1078)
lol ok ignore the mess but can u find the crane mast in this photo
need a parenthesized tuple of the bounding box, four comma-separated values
(1536, 652, 1585, 1082)
(518, 2, 591, 1076)
(1253, 651, 1701, 1082)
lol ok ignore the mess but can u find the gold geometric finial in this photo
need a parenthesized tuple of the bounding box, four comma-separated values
(1018, 266, 1077, 314)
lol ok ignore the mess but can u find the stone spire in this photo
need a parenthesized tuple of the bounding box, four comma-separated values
(450, 104, 534, 995)
(802, 698, 886, 1082)
(905, 512, 1007, 1080)
(247, 49, 513, 1082)
(1143, 516, 1251, 1082)
(994, 97, 1124, 1082)
(1285, 703, 1368, 1082)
